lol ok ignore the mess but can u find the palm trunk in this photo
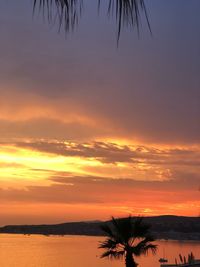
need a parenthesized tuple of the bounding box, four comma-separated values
(125, 252, 137, 267)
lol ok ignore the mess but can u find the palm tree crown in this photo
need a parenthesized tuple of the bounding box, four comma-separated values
(99, 216, 157, 267)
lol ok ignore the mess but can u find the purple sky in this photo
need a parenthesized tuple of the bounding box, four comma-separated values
(0, 0, 199, 224)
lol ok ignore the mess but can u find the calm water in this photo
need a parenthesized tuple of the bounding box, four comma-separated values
(0, 234, 199, 267)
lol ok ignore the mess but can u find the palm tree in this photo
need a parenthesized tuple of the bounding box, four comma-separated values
(33, 0, 83, 32)
(33, 0, 150, 40)
(99, 216, 157, 267)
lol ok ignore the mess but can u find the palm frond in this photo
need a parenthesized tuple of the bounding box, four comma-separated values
(32, 0, 150, 39)
(131, 235, 157, 256)
(100, 249, 125, 259)
(100, 219, 125, 244)
(111, 216, 134, 243)
(141, 243, 157, 255)
(100, 223, 115, 238)
(33, 0, 83, 32)
(99, 216, 157, 263)
(106, 0, 151, 41)
(99, 238, 118, 249)
(132, 217, 152, 238)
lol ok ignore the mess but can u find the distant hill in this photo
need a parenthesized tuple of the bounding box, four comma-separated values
(0, 215, 200, 240)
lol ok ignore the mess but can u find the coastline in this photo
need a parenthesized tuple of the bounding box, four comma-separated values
(0, 215, 200, 241)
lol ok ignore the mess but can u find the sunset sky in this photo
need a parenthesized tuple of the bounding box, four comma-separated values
(0, 0, 200, 225)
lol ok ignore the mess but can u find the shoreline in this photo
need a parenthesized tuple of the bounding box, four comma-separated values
(0, 232, 200, 242)
(0, 216, 199, 241)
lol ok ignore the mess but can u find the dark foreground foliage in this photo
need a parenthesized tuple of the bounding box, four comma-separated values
(99, 216, 157, 267)
(33, 0, 151, 40)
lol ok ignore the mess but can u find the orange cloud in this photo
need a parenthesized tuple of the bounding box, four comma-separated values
(0, 140, 199, 224)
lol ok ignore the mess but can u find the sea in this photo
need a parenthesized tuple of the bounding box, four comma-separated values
(0, 234, 199, 267)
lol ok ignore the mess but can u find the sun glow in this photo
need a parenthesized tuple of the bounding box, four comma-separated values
(0, 144, 103, 184)
(0, 139, 199, 222)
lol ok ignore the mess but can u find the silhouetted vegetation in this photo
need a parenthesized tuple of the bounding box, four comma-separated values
(175, 252, 196, 265)
(33, 0, 151, 40)
(99, 216, 157, 267)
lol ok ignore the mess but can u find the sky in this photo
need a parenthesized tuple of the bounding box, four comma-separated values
(0, 0, 200, 225)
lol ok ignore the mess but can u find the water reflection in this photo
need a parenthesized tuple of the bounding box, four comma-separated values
(0, 234, 199, 267)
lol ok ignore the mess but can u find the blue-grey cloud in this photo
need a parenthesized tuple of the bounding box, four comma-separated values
(0, 1, 200, 143)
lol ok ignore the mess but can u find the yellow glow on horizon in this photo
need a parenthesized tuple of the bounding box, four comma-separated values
(0, 140, 178, 186)
(0, 145, 103, 184)
(0, 140, 199, 221)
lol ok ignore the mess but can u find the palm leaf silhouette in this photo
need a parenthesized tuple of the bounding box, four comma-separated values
(33, 0, 150, 39)
(33, 0, 83, 32)
(99, 216, 157, 267)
